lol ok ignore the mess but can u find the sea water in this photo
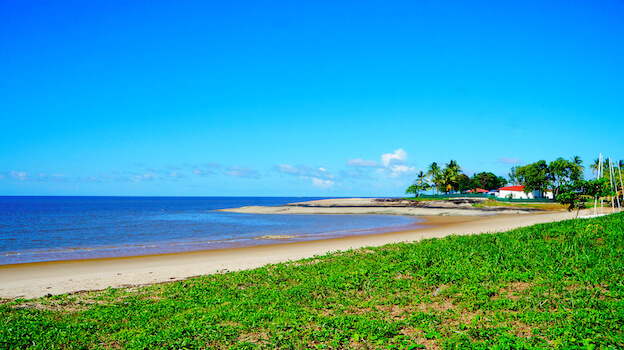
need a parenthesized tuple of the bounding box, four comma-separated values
(0, 197, 423, 265)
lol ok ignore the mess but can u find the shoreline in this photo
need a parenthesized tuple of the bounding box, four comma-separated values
(0, 216, 428, 267)
(0, 209, 587, 300)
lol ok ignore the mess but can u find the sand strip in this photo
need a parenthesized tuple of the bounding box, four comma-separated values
(0, 209, 586, 300)
(217, 197, 540, 215)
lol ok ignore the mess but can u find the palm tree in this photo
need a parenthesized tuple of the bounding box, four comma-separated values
(590, 158, 602, 175)
(444, 160, 461, 193)
(604, 157, 612, 180)
(407, 171, 431, 197)
(571, 156, 584, 170)
(438, 167, 458, 193)
(446, 160, 461, 175)
(416, 171, 428, 187)
(415, 171, 431, 195)
(427, 162, 441, 194)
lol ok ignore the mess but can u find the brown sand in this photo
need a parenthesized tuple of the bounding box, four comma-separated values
(0, 209, 588, 300)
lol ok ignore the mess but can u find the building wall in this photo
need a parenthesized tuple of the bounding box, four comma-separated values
(498, 189, 533, 199)
(497, 190, 553, 199)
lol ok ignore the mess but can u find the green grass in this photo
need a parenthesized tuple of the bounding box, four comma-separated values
(404, 197, 568, 210)
(473, 200, 568, 211)
(2, 213, 623, 349)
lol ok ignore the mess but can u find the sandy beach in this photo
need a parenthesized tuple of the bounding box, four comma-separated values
(0, 198, 588, 300)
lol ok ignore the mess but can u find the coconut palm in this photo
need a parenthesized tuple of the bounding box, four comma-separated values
(590, 158, 602, 175)
(416, 171, 428, 187)
(406, 171, 431, 197)
(438, 167, 459, 193)
(427, 162, 441, 194)
(446, 159, 461, 174)
(443, 160, 462, 193)
(571, 156, 584, 170)
(604, 158, 612, 179)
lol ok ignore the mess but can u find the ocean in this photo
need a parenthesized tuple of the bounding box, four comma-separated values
(0, 197, 423, 265)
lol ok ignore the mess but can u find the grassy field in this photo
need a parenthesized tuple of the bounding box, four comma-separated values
(403, 197, 569, 210)
(2, 213, 623, 349)
(473, 200, 568, 211)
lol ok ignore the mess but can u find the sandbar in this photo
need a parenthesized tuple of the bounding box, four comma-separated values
(217, 197, 544, 215)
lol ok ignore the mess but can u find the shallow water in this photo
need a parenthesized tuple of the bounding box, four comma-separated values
(0, 197, 423, 265)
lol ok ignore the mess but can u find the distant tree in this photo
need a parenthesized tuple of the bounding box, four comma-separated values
(416, 170, 428, 186)
(457, 174, 475, 193)
(405, 184, 421, 198)
(406, 171, 430, 197)
(603, 158, 612, 179)
(589, 157, 616, 180)
(556, 181, 586, 215)
(508, 166, 519, 185)
(497, 176, 508, 188)
(446, 160, 461, 175)
(474, 172, 505, 190)
(427, 162, 441, 194)
(435, 161, 462, 193)
(516, 160, 551, 198)
(438, 168, 457, 193)
(549, 157, 583, 199)
(571, 155, 584, 170)
(583, 177, 614, 203)
(590, 158, 603, 175)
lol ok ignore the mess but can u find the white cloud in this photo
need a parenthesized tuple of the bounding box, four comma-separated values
(132, 173, 156, 182)
(384, 164, 414, 178)
(169, 172, 186, 178)
(347, 159, 381, 167)
(274, 164, 334, 179)
(37, 173, 69, 182)
(311, 177, 335, 188)
(81, 176, 101, 183)
(276, 164, 304, 176)
(375, 149, 415, 178)
(223, 166, 260, 178)
(10, 171, 29, 181)
(499, 157, 523, 165)
(274, 164, 337, 188)
(344, 149, 415, 181)
(190, 163, 219, 176)
(381, 148, 408, 167)
(339, 168, 374, 180)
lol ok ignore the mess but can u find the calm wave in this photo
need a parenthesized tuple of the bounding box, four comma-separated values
(0, 197, 423, 265)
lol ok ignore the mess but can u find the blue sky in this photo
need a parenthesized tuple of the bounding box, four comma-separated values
(1, 0, 623, 196)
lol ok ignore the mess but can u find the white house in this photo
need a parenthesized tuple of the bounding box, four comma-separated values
(497, 185, 553, 199)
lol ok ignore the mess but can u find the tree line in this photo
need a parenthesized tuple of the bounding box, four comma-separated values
(509, 156, 623, 200)
(406, 160, 506, 197)
(407, 156, 623, 211)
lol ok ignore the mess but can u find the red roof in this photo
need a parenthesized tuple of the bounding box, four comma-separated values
(499, 185, 524, 191)
(466, 188, 489, 193)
